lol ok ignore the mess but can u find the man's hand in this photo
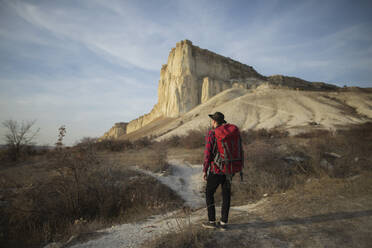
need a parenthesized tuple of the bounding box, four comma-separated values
(203, 172, 208, 181)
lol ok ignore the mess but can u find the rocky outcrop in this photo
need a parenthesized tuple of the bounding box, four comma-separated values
(126, 40, 265, 134)
(101, 122, 128, 139)
(103, 40, 339, 137)
(267, 75, 338, 90)
(126, 110, 162, 134)
(156, 40, 265, 117)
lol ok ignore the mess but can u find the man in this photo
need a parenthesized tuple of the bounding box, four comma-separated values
(202, 112, 244, 230)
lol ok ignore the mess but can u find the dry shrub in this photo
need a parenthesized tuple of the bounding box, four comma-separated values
(178, 130, 205, 149)
(0, 145, 49, 164)
(156, 135, 180, 149)
(241, 129, 288, 144)
(294, 129, 330, 139)
(163, 135, 181, 147)
(0, 149, 9, 164)
(0, 147, 183, 248)
(229, 140, 308, 204)
(146, 123, 372, 248)
(159, 129, 206, 150)
(233, 123, 372, 203)
(132, 137, 153, 149)
(137, 147, 171, 173)
(300, 122, 372, 178)
(84, 137, 153, 152)
(111, 146, 171, 173)
(91, 139, 134, 152)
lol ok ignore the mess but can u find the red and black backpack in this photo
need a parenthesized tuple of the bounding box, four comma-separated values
(213, 124, 244, 176)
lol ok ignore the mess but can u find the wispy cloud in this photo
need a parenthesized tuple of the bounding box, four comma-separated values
(8, 0, 173, 71)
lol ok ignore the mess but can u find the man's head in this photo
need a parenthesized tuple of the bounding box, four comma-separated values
(208, 112, 227, 128)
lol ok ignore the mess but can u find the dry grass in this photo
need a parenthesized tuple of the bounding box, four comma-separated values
(0, 145, 50, 167)
(0, 145, 183, 248)
(2, 122, 371, 248)
(108, 147, 170, 173)
(230, 122, 372, 204)
(157, 129, 206, 150)
(252, 171, 372, 248)
(145, 122, 372, 248)
(262, 171, 372, 219)
(241, 129, 289, 143)
(166, 147, 204, 164)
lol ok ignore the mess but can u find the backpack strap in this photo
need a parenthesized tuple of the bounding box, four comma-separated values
(211, 131, 222, 173)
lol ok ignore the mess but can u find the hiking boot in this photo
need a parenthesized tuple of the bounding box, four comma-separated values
(202, 221, 216, 229)
(217, 221, 228, 231)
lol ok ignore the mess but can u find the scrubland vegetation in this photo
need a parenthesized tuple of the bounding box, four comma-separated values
(145, 122, 372, 248)
(0, 122, 371, 248)
(0, 138, 182, 248)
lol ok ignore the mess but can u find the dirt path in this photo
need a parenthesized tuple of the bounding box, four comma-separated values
(62, 161, 372, 248)
(66, 159, 206, 248)
(65, 160, 273, 248)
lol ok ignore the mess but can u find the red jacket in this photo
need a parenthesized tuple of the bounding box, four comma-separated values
(203, 129, 219, 174)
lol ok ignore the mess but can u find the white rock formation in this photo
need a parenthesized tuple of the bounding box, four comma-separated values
(105, 40, 340, 137)
(101, 122, 128, 140)
(126, 40, 264, 134)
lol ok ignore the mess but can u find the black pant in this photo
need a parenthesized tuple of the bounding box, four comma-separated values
(206, 173, 231, 223)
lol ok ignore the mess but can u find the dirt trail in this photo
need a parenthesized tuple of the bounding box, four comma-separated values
(63, 160, 372, 248)
(65, 160, 270, 248)
(67, 160, 206, 248)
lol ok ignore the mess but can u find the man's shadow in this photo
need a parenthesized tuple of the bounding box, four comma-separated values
(229, 210, 372, 230)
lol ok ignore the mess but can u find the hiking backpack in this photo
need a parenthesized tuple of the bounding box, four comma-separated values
(213, 124, 244, 177)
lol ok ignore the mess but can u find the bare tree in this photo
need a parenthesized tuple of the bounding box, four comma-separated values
(2, 119, 40, 161)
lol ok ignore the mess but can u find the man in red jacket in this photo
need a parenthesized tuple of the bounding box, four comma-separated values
(202, 112, 244, 230)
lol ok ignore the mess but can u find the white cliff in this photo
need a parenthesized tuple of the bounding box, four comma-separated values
(106, 40, 339, 137)
(101, 122, 128, 140)
(126, 40, 265, 134)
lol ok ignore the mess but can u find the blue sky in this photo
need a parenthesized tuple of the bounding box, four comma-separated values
(0, 0, 372, 145)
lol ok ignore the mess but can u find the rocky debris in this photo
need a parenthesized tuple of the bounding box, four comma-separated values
(319, 152, 342, 171)
(324, 152, 342, 159)
(320, 159, 334, 170)
(347, 174, 361, 181)
(308, 121, 320, 126)
(282, 156, 307, 163)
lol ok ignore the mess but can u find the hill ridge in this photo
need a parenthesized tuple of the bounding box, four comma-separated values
(101, 40, 358, 140)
